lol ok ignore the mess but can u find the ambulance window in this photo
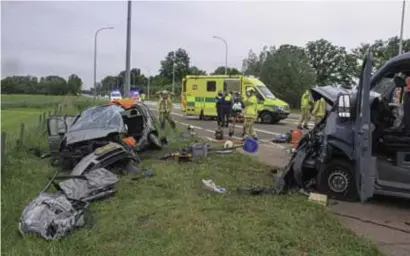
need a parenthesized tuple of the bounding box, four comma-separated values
(207, 81, 216, 92)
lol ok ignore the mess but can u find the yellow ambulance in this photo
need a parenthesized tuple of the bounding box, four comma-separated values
(180, 75, 290, 124)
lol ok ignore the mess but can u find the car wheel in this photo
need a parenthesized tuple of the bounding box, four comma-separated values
(317, 159, 359, 202)
(261, 112, 273, 124)
(148, 132, 163, 149)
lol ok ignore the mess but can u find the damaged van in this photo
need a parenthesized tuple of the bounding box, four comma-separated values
(47, 101, 163, 169)
(282, 51, 410, 202)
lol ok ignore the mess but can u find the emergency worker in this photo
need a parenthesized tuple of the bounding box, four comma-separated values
(140, 89, 146, 102)
(215, 91, 223, 127)
(297, 89, 313, 129)
(311, 97, 326, 125)
(243, 87, 258, 139)
(221, 91, 232, 127)
(158, 90, 176, 130)
(229, 91, 244, 137)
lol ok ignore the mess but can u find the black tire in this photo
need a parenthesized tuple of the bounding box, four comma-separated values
(261, 112, 273, 124)
(148, 132, 163, 150)
(317, 159, 359, 202)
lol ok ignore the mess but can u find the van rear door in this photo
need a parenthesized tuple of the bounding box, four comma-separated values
(354, 50, 376, 202)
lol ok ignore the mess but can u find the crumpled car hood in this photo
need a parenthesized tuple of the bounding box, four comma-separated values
(310, 86, 350, 106)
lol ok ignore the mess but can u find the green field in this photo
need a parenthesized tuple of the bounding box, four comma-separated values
(1, 94, 381, 256)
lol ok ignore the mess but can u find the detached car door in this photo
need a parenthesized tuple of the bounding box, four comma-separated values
(47, 115, 75, 158)
(354, 51, 376, 202)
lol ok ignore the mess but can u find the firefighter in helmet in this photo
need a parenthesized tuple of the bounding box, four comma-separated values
(158, 90, 176, 130)
(243, 87, 258, 140)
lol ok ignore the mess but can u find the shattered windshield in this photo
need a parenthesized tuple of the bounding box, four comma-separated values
(257, 86, 276, 99)
(68, 105, 125, 132)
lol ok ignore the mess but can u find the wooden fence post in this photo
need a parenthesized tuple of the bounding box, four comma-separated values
(39, 114, 42, 124)
(18, 122, 25, 149)
(43, 112, 46, 124)
(1, 131, 6, 167)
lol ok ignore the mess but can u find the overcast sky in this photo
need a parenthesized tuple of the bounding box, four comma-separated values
(1, 0, 409, 89)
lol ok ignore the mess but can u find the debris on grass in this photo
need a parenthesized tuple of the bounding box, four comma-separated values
(202, 179, 227, 194)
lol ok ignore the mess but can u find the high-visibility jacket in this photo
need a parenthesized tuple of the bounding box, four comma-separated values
(225, 94, 232, 101)
(243, 95, 258, 118)
(301, 90, 312, 109)
(159, 98, 173, 113)
(312, 97, 326, 117)
(140, 93, 146, 101)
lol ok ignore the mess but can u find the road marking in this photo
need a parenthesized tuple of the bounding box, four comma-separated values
(174, 120, 203, 130)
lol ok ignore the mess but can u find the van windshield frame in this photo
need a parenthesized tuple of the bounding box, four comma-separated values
(256, 85, 276, 99)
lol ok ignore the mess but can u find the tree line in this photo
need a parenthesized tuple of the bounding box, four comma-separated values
(1, 36, 409, 107)
(1, 74, 83, 95)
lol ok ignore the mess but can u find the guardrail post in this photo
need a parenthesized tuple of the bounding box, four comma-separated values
(18, 122, 25, 149)
(1, 131, 6, 167)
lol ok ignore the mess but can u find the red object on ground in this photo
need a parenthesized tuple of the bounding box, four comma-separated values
(291, 129, 303, 146)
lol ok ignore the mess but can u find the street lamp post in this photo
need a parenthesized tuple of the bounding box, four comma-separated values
(213, 36, 228, 75)
(93, 26, 114, 101)
(399, 0, 406, 55)
(124, 0, 132, 98)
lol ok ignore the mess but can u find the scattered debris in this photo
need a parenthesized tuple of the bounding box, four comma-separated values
(19, 192, 91, 240)
(202, 179, 227, 193)
(215, 127, 224, 140)
(308, 192, 328, 206)
(29, 147, 50, 159)
(272, 132, 291, 143)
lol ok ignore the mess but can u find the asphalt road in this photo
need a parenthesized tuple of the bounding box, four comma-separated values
(144, 101, 309, 146)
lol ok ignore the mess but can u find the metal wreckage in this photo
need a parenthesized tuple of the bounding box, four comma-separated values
(275, 51, 410, 203)
(19, 99, 165, 240)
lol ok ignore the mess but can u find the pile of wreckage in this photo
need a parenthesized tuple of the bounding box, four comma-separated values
(19, 100, 166, 240)
(19, 99, 260, 240)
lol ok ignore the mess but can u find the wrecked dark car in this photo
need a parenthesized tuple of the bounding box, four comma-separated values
(47, 101, 163, 169)
(282, 51, 410, 202)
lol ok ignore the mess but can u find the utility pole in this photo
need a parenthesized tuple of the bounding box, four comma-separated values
(93, 26, 114, 101)
(147, 76, 151, 100)
(172, 55, 176, 94)
(399, 0, 406, 55)
(124, 0, 132, 97)
(213, 36, 228, 75)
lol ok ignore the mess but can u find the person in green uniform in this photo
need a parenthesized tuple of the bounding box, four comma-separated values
(297, 89, 313, 129)
(243, 87, 258, 140)
(311, 97, 326, 125)
(158, 90, 176, 130)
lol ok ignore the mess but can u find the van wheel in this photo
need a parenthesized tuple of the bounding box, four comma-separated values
(261, 112, 273, 124)
(317, 159, 359, 202)
(148, 133, 162, 150)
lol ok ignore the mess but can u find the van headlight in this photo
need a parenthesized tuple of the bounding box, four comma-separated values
(274, 105, 283, 111)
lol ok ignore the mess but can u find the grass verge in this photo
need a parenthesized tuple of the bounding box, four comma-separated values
(1, 103, 382, 256)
